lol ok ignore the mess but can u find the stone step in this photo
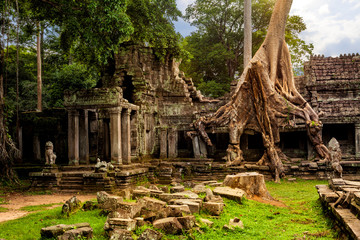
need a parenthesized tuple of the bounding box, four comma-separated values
(60, 180, 83, 185)
(59, 184, 84, 190)
(61, 165, 94, 172)
(61, 172, 86, 177)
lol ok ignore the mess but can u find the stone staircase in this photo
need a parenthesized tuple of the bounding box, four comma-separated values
(59, 172, 86, 194)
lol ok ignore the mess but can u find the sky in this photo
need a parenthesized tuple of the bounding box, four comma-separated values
(174, 0, 360, 57)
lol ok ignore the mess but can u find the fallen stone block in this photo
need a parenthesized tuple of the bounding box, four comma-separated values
(228, 217, 244, 229)
(115, 201, 142, 219)
(177, 215, 196, 230)
(170, 199, 200, 214)
(97, 191, 110, 204)
(107, 218, 137, 231)
(166, 205, 191, 217)
(138, 197, 167, 212)
(41, 223, 90, 239)
(153, 217, 183, 235)
(202, 202, 224, 216)
(132, 189, 151, 199)
(158, 191, 199, 203)
(199, 218, 213, 227)
(58, 227, 93, 240)
(170, 185, 185, 193)
(62, 196, 82, 215)
(138, 228, 163, 240)
(193, 184, 207, 193)
(100, 196, 124, 212)
(213, 186, 246, 203)
(108, 229, 133, 240)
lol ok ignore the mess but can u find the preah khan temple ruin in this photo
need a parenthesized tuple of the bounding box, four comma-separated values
(1, 0, 360, 239)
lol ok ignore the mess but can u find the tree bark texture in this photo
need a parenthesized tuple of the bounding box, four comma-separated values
(37, 22, 42, 112)
(193, 0, 330, 182)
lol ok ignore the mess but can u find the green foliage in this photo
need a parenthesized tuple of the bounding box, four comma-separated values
(0, 207, 9, 212)
(181, 0, 313, 97)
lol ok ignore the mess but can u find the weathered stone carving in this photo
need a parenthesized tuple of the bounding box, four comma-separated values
(95, 158, 114, 173)
(328, 138, 343, 178)
(45, 141, 56, 165)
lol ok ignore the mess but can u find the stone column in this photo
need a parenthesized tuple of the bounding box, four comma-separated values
(199, 138, 208, 158)
(110, 107, 122, 165)
(122, 109, 131, 164)
(79, 109, 89, 165)
(355, 123, 360, 158)
(192, 136, 201, 158)
(68, 110, 79, 165)
(168, 128, 178, 158)
(103, 120, 110, 160)
(159, 128, 168, 159)
(33, 134, 41, 161)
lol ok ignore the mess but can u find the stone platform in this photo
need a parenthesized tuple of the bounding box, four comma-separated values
(29, 164, 148, 193)
(317, 179, 360, 240)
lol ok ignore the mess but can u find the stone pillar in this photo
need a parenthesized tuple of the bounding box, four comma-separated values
(110, 107, 122, 165)
(192, 136, 201, 158)
(159, 128, 168, 159)
(355, 123, 360, 158)
(307, 139, 315, 160)
(33, 134, 41, 161)
(68, 110, 79, 165)
(79, 109, 89, 165)
(199, 138, 208, 158)
(168, 128, 178, 158)
(122, 109, 131, 164)
(103, 120, 110, 161)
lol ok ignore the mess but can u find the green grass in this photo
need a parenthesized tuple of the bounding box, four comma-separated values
(20, 203, 62, 212)
(0, 207, 107, 240)
(0, 206, 8, 212)
(0, 179, 338, 240)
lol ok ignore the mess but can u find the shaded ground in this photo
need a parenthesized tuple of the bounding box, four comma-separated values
(0, 193, 96, 223)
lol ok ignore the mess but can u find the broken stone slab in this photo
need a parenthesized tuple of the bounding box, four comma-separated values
(58, 227, 93, 240)
(177, 215, 196, 230)
(213, 187, 246, 203)
(316, 185, 340, 203)
(184, 181, 196, 188)
(138, 228, 163, 240)
(134, 217, 146, 227)
(223, 172, 272, 199)
(132, 189, 151, 199)
(62, 196, 82, 216)
(166, 205, 191, 216)
(169, 199, 200, 214)
(308, 162, 318, 169)
(208, 182, 223, 187)
(41, 223, 90, 239)
(193, 184, 207, 193)
(97, 191, 110, 204)
(115, 201, 143, 219)
(202, 180, 218, 185)
(107, 218, 137, 231)
(153, 217, 183, 235)
(108, 229, 133, 240)
(228, 217, 244, 229)
(138, 197, 167, 212)
(158, 191, 200, 203)
(101, 196, 124, 212)
(170, 185, 185, 193)
(199, 218, 214, 227)
(202, 202, 224, 216)
(160, 186, 170, 193)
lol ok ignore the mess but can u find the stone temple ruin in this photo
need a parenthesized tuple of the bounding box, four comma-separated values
(24, 48, 360, 192)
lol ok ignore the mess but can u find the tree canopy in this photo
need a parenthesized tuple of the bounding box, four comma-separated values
(181, 0, 313, 97)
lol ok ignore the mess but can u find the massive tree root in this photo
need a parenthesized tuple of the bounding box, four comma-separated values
(192, 0, 330, 182)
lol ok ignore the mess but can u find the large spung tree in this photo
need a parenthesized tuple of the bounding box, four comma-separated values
(193, 0, 329, 182)
(182, 0, 313, 97)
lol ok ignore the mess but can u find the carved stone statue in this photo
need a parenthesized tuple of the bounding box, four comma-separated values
(95, 158, 114, 173)
(328, 138, 343, 178)
(45, 141, 57, 165)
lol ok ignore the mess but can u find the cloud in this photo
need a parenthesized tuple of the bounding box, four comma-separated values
(290, 0, 360, 56)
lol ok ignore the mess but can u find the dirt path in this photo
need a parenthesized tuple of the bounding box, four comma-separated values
(0, 193, 96, 223)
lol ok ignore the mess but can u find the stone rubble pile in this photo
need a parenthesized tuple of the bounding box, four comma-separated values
(40, 173, 268, 239)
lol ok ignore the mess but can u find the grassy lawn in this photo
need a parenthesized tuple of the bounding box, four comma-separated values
(0, 179, 337, 240)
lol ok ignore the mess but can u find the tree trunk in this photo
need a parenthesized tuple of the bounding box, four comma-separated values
(0, 10, 20, 182)
(192, 0, 330, 183)
(37, 22, 42, 112)
(243, 0, 252, 67)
